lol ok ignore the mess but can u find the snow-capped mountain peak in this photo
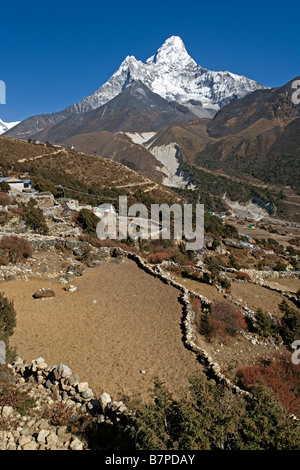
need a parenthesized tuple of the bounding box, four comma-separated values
(0, 118, 20, 135)
(5, 36, 267, 138)
(75, 35, 266, 116)
(146, 35, 196, 67)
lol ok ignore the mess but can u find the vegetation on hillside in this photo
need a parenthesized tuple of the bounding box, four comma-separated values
(86, 375, 300, 450)
(175, 161, 286, 215)
(195, 143, 300, 195)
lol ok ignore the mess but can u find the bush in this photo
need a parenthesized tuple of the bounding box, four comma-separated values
(114, 374, 300, 450)
(148, 251, 174, 264)
(0, 192, 10, 206)
(30, 175, 58, 195)
(0, 235, 33, 264)
(0, 366, 35, 416)
(201, 300, 247, 339)
(76, 209, 100, 234)
(255, 308, 279, 338)
(228, 254, 241, 270)
(0, 292, 16, 341)
(236, 271, 251, 281)
(279, 300, 300, 346)
(22, 206, 49, 235)
(203, 255, 223, 280)
(0, 181, 10, 193)
(217, 276, 231, 289)
(236, 353, 300, 415)
(274, 261, 287, 272)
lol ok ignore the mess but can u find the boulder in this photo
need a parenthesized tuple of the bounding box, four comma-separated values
(77, 382, 89, 393)
(2, 406, 13, 419)
(33, 288, 55, 299)
(70, 437, 83, 450)
(100, 392, 111, 410)
(52, 364, 72, 381)
(66, 264, 85, 277)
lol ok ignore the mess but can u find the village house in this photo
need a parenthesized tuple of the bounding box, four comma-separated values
(0, 176, 32, 192)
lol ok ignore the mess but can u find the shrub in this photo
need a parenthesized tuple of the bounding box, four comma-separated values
(148, 251, 174, 264)
(279, 300, 300, 346)
(217, 276, 231, 289)
(236, 353, 300, 415)
(115, 374, 300, 450)
(203, 255, 223, 280)
(274, 261, 287, 272)
(0, 292, 16, 341)
(30, 175, 58, 195)
(0, 366, 35, 416)
(201, 300, 247, 339)
(181, 268, 204, 282)
(0, 235, 33, 264)
(255, 308, 279, 338)
(0, 192, 10, 206)
(228, 254, 241, 270)
(76, 209, 100, 234)
(22, 206, 49, 235)
(184, 260, 195, 267)
(236, 271, 251, 281)
(0, 181, 10, 193)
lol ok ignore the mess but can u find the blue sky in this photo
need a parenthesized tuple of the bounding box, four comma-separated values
(0, 0, 299, 122)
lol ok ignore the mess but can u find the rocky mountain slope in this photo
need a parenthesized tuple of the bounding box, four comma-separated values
(0, 135, 180, 204)
(26, 81, 198, 143)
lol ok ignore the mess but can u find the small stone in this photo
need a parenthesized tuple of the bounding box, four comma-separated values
(18, 436, 32, 446)
(33, 357, 48, 370)
(65, 374, 79, 387)
(23, 441, 39, 450)
(118, 404, 127, 413)
(70, 437, 83, 450)
(2, 406, 13, 419)
(100, 392, 111, 409)
(53, 364, 72, 380)
(37, 430, 49, 444)
(57, 426, 72, 443)
(81, 388, 93, 400)
(46, 431, 59, 447)
(77, 382, 89, 393)
(35, 419, 50, 431)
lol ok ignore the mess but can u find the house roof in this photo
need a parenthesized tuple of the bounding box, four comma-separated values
(0, 177, 31, 184)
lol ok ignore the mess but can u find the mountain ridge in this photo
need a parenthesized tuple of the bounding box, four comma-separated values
(4, 36, 266, 140)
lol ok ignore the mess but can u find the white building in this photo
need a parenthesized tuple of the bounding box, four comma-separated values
(0, 177, 32, 192)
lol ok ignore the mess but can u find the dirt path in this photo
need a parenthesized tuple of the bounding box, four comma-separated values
(3, 259, 203, 402)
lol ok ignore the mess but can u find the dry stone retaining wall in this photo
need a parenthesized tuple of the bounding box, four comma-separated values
(0, 357, 127, 450)
(113, 248, 250, 396)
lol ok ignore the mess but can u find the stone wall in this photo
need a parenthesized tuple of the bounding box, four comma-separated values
(0, 357, 127, 450)
(112, 248, 251, 396)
